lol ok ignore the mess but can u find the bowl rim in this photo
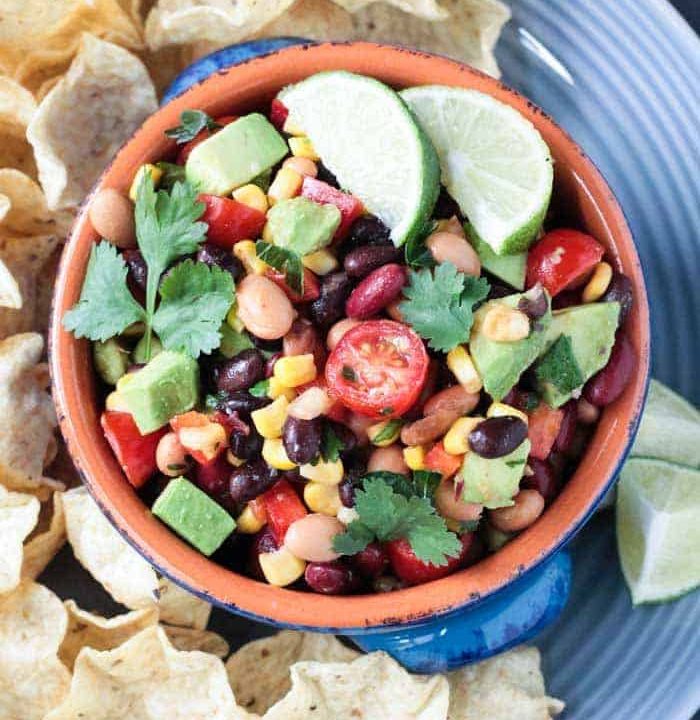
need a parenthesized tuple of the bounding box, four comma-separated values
(50, 41, 650, 630)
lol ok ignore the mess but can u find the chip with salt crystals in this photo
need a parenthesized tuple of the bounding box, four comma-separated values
(45, 625, 248, 720)
(0, 76, 38, 178)
(63, 486, 159, 609)
(447, 646, 564, 719)
(22, 491, 67, 581)
(0, 333, 58, 493)
(157, 576, 212, 630)
(226, 630, 359, 715)
(0, 581, 71, 720)
(163, 625, 230, 659)
(0, 485, 40, 594)
(332, 0, 447, 20)
(264, 651, 450, 720)
(59, 600, 159, 670)
(27, 33, 157, 210)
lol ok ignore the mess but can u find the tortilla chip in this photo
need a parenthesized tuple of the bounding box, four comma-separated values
(46, 626, 246, 720)
(0, 258, 22, 309)
(226, 631, 360, 714)
(22, 491, 67, 581)
(447, 646, 564, 719)
(332, 0, 448, 20)
(27, 33, 158, 210)
(0, 76, 38, 179)
(0, 486, 40, 594)
(0, 333, 58, 492)
(59, 600, 159, 670)
(157, 576, 212, 630)
(63, 487, 159, 609)
(44, 436, 83, 490)
(163, 625, 230, 659)
(264, 651, 449, 719)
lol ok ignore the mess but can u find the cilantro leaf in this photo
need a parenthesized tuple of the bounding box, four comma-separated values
(399, 262, 490, 352)
(320, 425, 344, 463)
(535, 334, 584, 395)
(63, 242, 144, 341)
(332, 521, 375, 556)
(249, 379, 270, 398)
(165, 109, 220, 143)
(156, 162, 186, 191)
(219, 324, 253, 358)
(255, 241, 303, 295)
(405, 219, 437, 269)
(402, 497, 462, 565)
(153, 261, 234, 358)
(362, 470, 440, 502)
(362, 471, 415, 500)
(371, 419, 403, 445)
(411, 470, 442, 500)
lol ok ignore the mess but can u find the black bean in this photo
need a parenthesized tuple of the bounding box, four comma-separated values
(343, 244, 403, 279)
(339, 479, 355, 508)
(196, 242, 244, 281)
(305, 561, 358, 595)
(248, 527, 278, 580)
(341, 216, 391, 258)
(518, 283, 548, 320)
(216, 391, 270, 415)
(250, 335, 283, 353)
(308, 272, 354, 329)
(282, 416, 322, 465)
(215, 349, 265, 393)
(432, 186, 463, 221)
(487, 280, 513, 300)
(521, 458, 560, 504)
(601, 272, 633, 324)
(469, 416, 529, 458)
(228, 459, 279, 504)
(123, 249, 148, 292)
(229, 423, 263, 460)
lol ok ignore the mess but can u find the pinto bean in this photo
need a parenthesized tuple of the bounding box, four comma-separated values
(284, 514, 344, 563)
(400, 411, 456, 446)
(488, 490, 545, 532)
(426, 231, 481, 276)
(89, 188, 136, 248)
(367, 445, 409, 475)
(236, 274, 296, 340)
(423, 385, 480, 417)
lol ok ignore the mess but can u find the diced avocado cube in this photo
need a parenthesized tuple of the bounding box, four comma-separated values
(118, 350, 199, 433)
(266, 197, 341, 256)
(185, 113, 288, 195)
(152, 477, 235, 556)
(93, 338, 128, 386)
(535, 302, 620, 407)
(466, 223, 527, 290)
(460, 439, 531, 509)
(469, 286, 552, 401)
(535, 335, 584, 403)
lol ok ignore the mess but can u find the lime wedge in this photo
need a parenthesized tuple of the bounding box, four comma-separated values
(616, 457, 700, 604)
(644, 378, 700, 424)
(278, 72, 440, 246)
(401, 85, 553, 255)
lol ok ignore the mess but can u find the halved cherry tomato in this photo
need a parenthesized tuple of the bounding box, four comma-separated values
(269, 99, 289, 131)
(526, 229, 605, 296)
(170, 411, 226, 465)
(385, 534, 474, 586)
(265, 267, 320, 303)
(301, 177, 364, 240)
(199, 194, 266, 250)
(260, 479, 307, 544)
(424, 442, 462, 478)
(101, 411, 166, 488)
(176, 115, 237, 165)
(325, 320, 429, 419)
(527, 402, 564, 460)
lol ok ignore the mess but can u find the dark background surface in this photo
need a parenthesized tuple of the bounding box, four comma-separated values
(671, 0, 700, 30)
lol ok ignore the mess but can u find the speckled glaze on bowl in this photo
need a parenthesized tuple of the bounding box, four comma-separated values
(50, 42, 649, 668)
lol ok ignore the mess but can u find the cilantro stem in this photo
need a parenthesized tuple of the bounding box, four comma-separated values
(143, 277, 157, 362)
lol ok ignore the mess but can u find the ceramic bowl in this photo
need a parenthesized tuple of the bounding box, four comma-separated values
(50, 42, 650, 671)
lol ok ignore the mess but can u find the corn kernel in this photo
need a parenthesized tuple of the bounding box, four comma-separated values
(262, 222, 274, 243)
(403, 445, 427, 471)
(443, 416, 484, 455)
(487, 402, 528, 424)
(225, 303, 245, 332)
(282, 115, 306, 136)
(482, 304, 530, 343)
(105, 391, 130, 412)
(289, 136, 320, 161)
(302, 249, 338, 275)
(259, 546, 306, 586)
(582, 261, 613, 303)
(236, 502, 265, 533)
(129, 163, 162, 201)
(251, 396, 289, 439)
(268, 167, 303, 205)
(304, 482, 342, 516)
(178, 422, 227, 462)
(367, 419, 402, 447)
(447, 346, 483, 393)
(273, 354, 317, 387)
(226, 449, 245, 467)
(232, 183, 269, 214)
(267, 375, 297, 402)
(283, 156, 318, 177)
(233, 240, 268, 275)
(262, 437, 296, 470)
(299, 458, 344, 486)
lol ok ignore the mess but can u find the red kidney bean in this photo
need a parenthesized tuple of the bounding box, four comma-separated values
(228, 458, 278, 504)
(553, 400, 578, 454)
(305, 561, 358, 594)
(343, 244, 402, 278)
(309, 272, 354, 329)
(584, 333, 636, 407)
(345, 263, 406, 319)
(215, 349, 265, 393)
(282, 416, 322, 464)
(601, 272, 633, 324)
(522, 458, 560, 504)
(196, 242, 244, 280)
(351, 542, 389, 579)
(469, 416, 529, 458)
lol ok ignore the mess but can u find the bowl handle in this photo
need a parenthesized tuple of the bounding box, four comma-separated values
(344, 550, 572, 673)
(161, 38, 311, 104)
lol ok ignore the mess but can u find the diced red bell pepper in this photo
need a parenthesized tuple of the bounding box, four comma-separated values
(170, 411, 226, 465)
(527, 402, 564, 460)
(260, 479, 307, 544)
(527, 228, 605, 296)
(269, 99, 289, 130)
(424, 442, 462, 478)
(199, 194, 267, 250)
(101, 411, 166, 488)
(176, 115, 237, 165)
(385, 534, 474, 586)
(265, 267, 320, 303)
(301, 177, 364, 240)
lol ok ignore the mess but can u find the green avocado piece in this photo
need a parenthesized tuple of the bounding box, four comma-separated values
(152, 477, 235, 556)
(219, 324, 253, 358)
(460, 439, 531, 509)
(185, 113, 288, 195)
(266, 197, 341, 256)
(466, 223, 526, 290)
(469, 286, 552, 401)
(117, 350, 199, 433)
(93, 338, 128, 386)
(535, 302, 620, 407)
(131, 334, 162, 364)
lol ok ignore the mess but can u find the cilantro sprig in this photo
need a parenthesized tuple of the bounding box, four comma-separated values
(165, 109, 220, 144)
(399, 262, 490, 353)
(333, 475, 461, 566)
(255, 241, 303, 295)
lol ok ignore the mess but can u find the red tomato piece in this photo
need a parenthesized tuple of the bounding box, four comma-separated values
(269, 99, 289, 130)
(260, 480, 307, 544)
(325, 320, 429, 420)
(101, 411, 166, 488)
(301, 177, 364, 240)
(264, 267, 320, 303)
(526, 229, 605, 296)
(199, 194, 266, 250)
(385, 534, 474, 586)
(424, 442, 462, 478)
(170, 411, 226, 465)
(527, 402, 564, 460)
(176, 115, 237, 165)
